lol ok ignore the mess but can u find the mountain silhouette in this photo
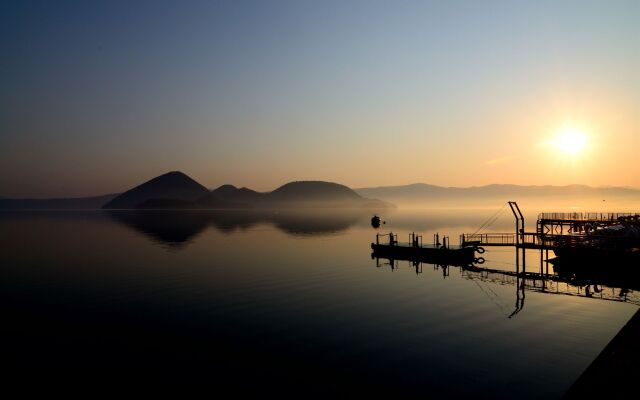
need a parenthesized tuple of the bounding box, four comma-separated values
(196, 180, 389, 209)
(264, 181, 389, 208)
(197, 185, 264, 208)
(355, 183, 640, 207)
(8, 177, 639, 210)
(102, 171, 210, 209)
(3, 173, 391, 209)
(270, 181, 359, 201)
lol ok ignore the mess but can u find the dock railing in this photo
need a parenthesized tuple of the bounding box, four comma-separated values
(461, 233, 517, 246)
(376, 233, 398, 246)
(376, 232, 447, 248)
(538, 212, 638, 221)
(461, 232, 634, 249)
(461, 232, 555, 248)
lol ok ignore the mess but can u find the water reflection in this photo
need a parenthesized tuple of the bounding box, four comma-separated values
(373, 248, 640, 317)
(105, 209, 374, 247)
(106, 210, 210, 247)
(1, 210, 636, 398)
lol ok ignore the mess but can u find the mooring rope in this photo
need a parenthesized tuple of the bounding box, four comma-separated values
(471, 203, 509, 236)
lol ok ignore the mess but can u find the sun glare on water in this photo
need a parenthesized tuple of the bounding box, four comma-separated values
(552, 128, 588, 155)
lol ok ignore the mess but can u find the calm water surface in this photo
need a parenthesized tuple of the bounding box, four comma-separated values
(1, 209, 636, 397)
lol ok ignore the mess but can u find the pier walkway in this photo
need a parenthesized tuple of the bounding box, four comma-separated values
(461, 208, 639, 250)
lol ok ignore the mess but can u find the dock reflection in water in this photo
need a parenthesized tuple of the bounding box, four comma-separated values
(373, 246, 640, 319)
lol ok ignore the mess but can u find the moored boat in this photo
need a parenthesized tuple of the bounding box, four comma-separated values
(551, 215, 640, 265)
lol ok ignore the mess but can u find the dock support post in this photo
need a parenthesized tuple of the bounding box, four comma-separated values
(539, 249, 543, 275)
(508, 201, 525, 247)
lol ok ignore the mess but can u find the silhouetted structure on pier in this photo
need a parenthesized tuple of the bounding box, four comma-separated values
(460, 202, 640, 268)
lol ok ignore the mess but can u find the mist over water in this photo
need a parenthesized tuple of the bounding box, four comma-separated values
(372, 196, 640, 214)
(1, 208, 636, 396)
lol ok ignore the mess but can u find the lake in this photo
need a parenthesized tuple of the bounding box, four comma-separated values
(1, 209, 636, 397)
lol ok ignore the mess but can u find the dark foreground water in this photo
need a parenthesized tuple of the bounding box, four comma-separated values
(0, 209, 636, 397)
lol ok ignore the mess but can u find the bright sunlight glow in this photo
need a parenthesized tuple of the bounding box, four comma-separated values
(552, 128, 588, 155)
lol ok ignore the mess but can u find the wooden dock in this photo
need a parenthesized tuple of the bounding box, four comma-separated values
(374, 203, 638, 270)
(372, 233, 477, 266)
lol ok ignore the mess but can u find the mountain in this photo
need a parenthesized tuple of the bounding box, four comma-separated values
(2, 173, 391, 210)
(197, 184, 264, 208)
(265, 181, 392, 208)
(106, 173, 392, 209)
(102, 171, 210, 209)
(196, 181, 390, 209)
(0, 193, 118, 210)
(263, 181, 389, 208)
(355, 183, 640, 207)
(8, 177, 638, 210)
(270, 181, 360, 202)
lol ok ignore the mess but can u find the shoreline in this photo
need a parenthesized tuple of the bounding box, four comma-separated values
(564, 308, 640, 398)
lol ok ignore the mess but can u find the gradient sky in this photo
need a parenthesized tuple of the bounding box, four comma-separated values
(1, 0, 638, 197)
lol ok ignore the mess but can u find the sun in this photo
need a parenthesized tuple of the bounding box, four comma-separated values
(552, 128, 588, 155)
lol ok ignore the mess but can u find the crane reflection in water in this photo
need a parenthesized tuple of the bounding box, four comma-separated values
(372, 247, 640, 318)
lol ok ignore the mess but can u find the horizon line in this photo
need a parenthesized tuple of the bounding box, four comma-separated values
(3, 177, 640, 200)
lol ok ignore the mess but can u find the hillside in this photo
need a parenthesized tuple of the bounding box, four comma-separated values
(265, 181, 368, 207)
(197, 181, 390, 209)
(102, 171, 210, 209)
(197, 185, 264, 208)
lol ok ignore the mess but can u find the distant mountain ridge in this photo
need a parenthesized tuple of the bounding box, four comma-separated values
(355, 183, 640, 206)
(100, 172, 391, 209)
(5, 176, 638, 210)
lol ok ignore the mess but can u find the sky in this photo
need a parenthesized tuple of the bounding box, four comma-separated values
(1, 0, 639, 197)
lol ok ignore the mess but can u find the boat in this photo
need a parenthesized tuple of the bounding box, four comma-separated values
(552, 215, 640, 265)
